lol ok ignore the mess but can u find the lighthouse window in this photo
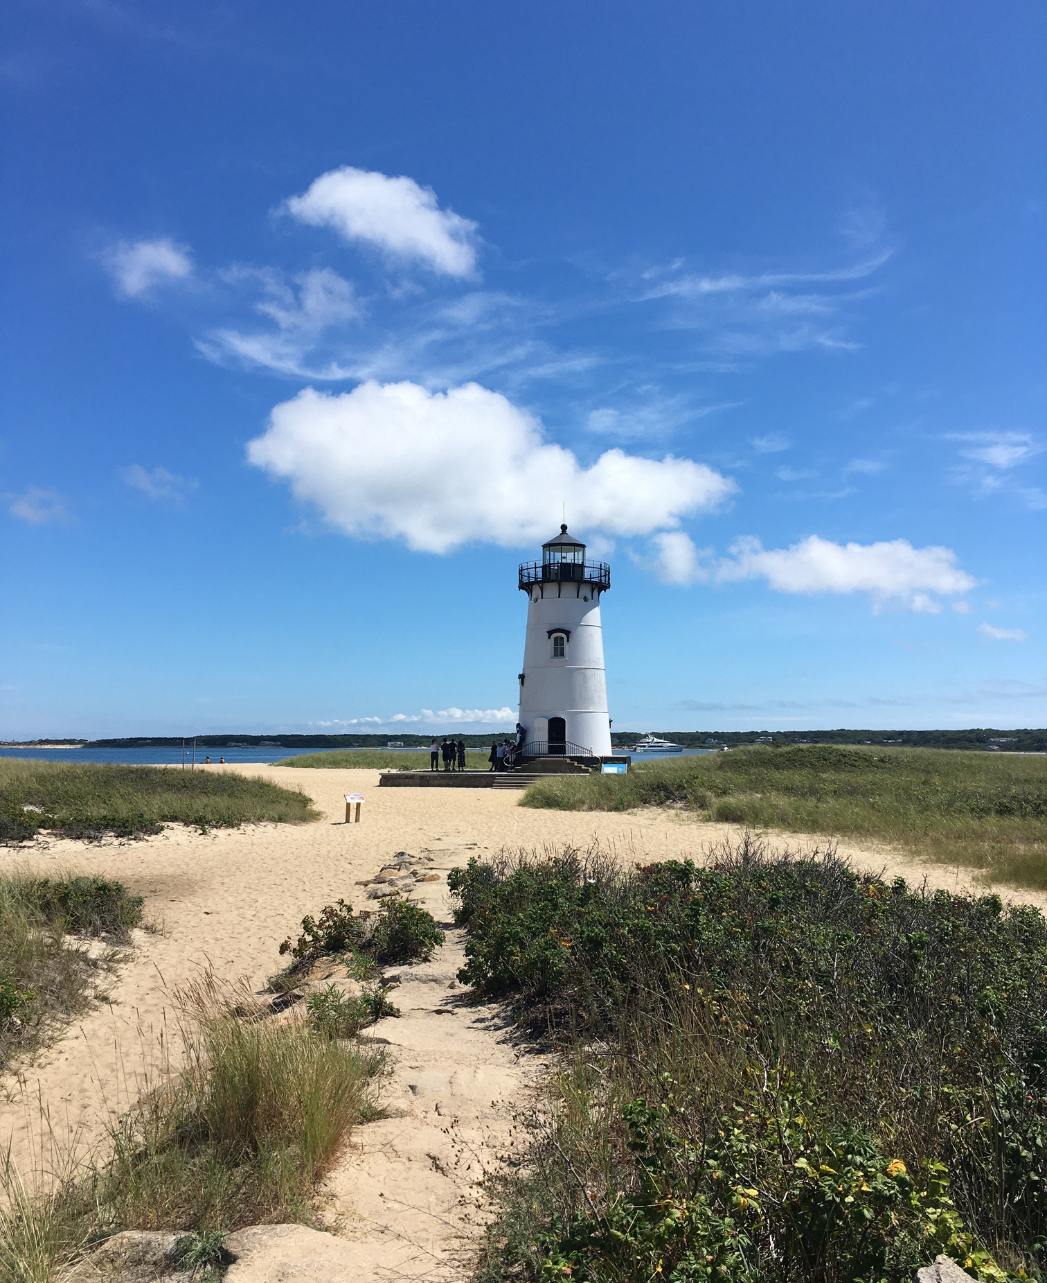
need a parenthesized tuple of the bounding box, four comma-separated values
(552, 634, 566, 658)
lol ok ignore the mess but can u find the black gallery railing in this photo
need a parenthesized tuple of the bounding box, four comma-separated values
(518, 561, 611, 590)
(511, 738, 597, 763)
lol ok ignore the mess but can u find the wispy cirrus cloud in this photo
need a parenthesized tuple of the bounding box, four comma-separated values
(121, 464, 198, 503)
(640, 249, 892, 301)
(750, 432, 790, 454)
(585, 389, 743, 442)
(633, 246, 890, 358)
(6, 486, 68, 525)
(978, 622, 1028, 642)
(947, 431, 1046, 510)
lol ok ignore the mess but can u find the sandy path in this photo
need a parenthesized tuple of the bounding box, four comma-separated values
(2, 764, 1044, 1218)
(319, 857, 544, 1280)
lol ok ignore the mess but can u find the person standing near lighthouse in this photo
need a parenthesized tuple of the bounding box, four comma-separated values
(517, 525, 612, 759)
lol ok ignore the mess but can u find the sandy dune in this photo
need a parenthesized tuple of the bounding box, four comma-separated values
(2, 763, 1044, 1273)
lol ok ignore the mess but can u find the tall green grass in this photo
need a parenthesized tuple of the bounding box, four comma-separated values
(0, 977, 384, 1282)
(453, 842, 1047, 1282)
(279, 748, 489, 769)
(0, 870, 143, 1069)
(521, 745, 1047, 889)
(0, 760, 318, 842)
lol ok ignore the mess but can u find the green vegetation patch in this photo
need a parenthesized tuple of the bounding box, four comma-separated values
(453, 843, 1047, 1281)
(520, 745, 1047, 889)
(278, 895, 444, 971)
(0, 871, 143, 1070)
(279, 748, 488, 769)
(0, 759, 317, 842)
(0, 978, 385, 1279)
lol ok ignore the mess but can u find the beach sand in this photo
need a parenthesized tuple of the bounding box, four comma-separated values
(2, 763, 1044, 1271)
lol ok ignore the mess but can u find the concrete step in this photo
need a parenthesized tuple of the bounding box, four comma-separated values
(492, 774, 542, 788)
(518, 756, 593, 775)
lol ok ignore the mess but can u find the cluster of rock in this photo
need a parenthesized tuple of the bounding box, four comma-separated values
(70, 1229, 984, 1282)
(361, 849, 441, 899)
(68, 1224, 363, 1282)
(916, 1258, 980, 1283)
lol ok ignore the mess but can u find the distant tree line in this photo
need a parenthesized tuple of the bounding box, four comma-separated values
(75, 728, 1047, 752)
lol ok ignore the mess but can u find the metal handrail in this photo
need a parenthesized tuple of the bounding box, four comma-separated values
(518, 561, 611, 590)
(514, 738, 597, 762)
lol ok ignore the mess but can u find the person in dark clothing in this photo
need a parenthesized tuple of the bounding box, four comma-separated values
(488, 742, 498, 772)
(456, 739, 466, 771)
(429, 738, 439, 771)
(441, 738, 452, 771)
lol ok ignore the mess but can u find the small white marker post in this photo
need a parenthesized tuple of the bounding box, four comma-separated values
(344, 793, 365, 824)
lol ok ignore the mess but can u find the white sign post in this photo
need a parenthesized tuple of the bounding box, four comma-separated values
(344, 793, 365, 824)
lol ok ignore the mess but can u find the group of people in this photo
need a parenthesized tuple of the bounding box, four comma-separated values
(430, 738, 466, 771)
(429, 726, 527, 772)
(487, 740, 518, 771)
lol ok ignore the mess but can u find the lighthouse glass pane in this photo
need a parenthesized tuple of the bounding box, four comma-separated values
(552, 635, 566, 658)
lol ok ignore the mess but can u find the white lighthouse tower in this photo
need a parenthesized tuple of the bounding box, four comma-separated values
(517, 525, 612, 759)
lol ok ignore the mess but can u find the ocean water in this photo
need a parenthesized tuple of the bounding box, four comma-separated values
(0, 746, 360, 765)
(0, 745, 717, 765)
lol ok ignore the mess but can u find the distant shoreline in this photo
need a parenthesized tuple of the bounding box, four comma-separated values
(3, 729, 1046, 753)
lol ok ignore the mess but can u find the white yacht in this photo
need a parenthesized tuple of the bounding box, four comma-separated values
(632, 733, 685, 754)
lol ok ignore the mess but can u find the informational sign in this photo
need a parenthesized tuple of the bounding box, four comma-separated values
(601, 763, 628, 774)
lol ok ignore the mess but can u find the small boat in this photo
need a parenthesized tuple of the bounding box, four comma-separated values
(631, 733, 685, 754)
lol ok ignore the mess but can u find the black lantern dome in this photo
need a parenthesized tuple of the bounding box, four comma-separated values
(518, 524, 611, 593)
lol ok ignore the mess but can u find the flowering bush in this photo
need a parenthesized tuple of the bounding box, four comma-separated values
(455, 840, 1047, 1281)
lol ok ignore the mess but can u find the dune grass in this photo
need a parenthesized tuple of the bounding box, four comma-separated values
(521, 745, 1047, 889)
(0, 977, 385, 1283)
(454, 841, 1047, 1282)
(0, 870, 143, 1070)
(0, 760, 318, 842)
(279, 748, 489, 769)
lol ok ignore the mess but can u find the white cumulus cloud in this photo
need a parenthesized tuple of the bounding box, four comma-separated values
(714, 534, 976, 611)
(652, 531, 706, 585)
(314, 707, 515, 729)
(978, 623, 1028, 642)
(283, 166, 479, 277)
(102, 237, 193, 298)
(247, 380, 735, 554)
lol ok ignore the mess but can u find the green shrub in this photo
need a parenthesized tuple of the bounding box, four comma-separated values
(456, 842, 1047, 1280)
(367, 897, 444, 964)
(306, 983, 399, 1040)
(0, 976, 31, 1023)
(541, 1090, 1009, 1283)
(279, 895, 443, 970)
(0, 801, 39, 844)
(279, 899, 364, 962)
(23, 876, 143, 938)
(171, 1229, 231, 1274)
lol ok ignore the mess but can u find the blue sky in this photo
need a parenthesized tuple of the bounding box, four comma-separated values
(2, 0, 1045, 738)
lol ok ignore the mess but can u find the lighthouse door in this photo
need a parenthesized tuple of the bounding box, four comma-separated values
(548, 717, 567, 756)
